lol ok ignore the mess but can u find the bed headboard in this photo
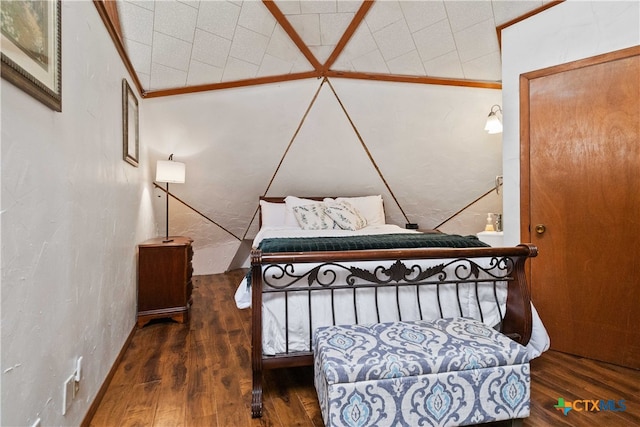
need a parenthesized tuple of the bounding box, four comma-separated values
(258, 195, 385, 229)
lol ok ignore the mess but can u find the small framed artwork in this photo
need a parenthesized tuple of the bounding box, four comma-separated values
(122, 79, 139, 167)
(1, 0, 62, 111)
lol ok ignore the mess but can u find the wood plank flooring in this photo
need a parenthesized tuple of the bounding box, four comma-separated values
(89, 270, 640, 427)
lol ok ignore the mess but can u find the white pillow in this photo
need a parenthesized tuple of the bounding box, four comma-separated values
(284, 196, 320, 228)
(291, 203, 338, 230)
(284, 196, 319, 208)
(326, 195, 385, 225)
(324, 201, 367, 230)
(259, 200, 288, 227)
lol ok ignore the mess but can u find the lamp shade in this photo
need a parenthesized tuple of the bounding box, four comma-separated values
(484, 114, 503, 134)
(484, 104, 503, 134)
(156, 160, 186, 183)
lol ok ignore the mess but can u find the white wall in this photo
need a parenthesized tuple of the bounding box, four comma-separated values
(1, 2, 155, 426)
(144, 78, 504, 274)
(501, 0, 640, 245)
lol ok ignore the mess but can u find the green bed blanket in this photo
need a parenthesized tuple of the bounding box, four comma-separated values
(257, 232, 489, 253)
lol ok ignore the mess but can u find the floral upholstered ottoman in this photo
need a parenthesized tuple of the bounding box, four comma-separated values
(313, 317, 530, 427)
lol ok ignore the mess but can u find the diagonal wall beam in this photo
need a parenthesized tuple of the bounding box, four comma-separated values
(325, 78, 410, 223)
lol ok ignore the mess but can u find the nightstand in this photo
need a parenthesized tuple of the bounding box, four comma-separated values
(137, 236, 193, 327)
(476, 231, 504, 247)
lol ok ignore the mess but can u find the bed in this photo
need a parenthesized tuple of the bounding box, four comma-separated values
(236, 196, 549, 418)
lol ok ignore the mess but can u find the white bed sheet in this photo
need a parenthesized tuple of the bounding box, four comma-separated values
(235, 225, 550, 359)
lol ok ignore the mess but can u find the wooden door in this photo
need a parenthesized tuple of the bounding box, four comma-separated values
(521, 47, 640, 368)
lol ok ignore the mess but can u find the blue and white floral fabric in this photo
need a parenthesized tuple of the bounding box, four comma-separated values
(314, 317, 530, 427)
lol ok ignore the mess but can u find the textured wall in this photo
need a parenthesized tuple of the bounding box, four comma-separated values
(1, 2, 155, 426)
(501, 0, 640, 245)
(144, 77, 503, 274)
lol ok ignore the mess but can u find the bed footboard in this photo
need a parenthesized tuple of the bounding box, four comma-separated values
(250, 244, 537, 418)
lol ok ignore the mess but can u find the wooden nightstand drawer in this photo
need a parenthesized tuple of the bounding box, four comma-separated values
(137, 236, 193, 327)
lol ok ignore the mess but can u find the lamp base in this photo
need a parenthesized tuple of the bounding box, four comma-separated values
(162, 238, 174, 243)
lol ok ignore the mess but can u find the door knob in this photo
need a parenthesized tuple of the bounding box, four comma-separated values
(535, 224, 546, 234)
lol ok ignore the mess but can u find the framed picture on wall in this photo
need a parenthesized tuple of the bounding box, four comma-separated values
(122, 79, 139, 167)
(0, 0, 62, 111)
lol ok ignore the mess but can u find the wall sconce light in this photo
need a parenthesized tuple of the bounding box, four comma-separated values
(156, 154, 186, 243)
(484, 104, 503, 134)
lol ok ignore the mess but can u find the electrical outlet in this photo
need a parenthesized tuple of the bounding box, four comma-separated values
(62, 374, 75, 415)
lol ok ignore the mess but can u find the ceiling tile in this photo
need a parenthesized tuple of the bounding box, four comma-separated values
(197, 1, 241, 40)
(373, 18, 415, 61)
(339, 22, 377, 61)
(152, 32, 192, 71)
(320, 12, 355, 46)
(300, 1, 337, 14)
(337, 1, 362, 13)
(137, 72, 150, 89)
(291, 55, 315, 73)
(238, 1, 277, 37)
(444, 0, 494, 32)
(118, 1, 154, 45)
(454, 18, 499, 63)
(150, 62, 187, 89)
(400, 1, 447, 33)
(331, 55, 355, 72)
(257, 54, 294, 77)
(222, 56, 259, 81)
(351, 49, 389, 74)
(461, 51, 501, 81)
(288, 14, 321, 46)
(187, 59, 224, 85)
(492, 0, 543, 25)
(123, 0, 154, 12)
(229, 26, 270, 66)
(154, 0, 198, 42)
(365, 1, 404, 33)
(309, 45, 336, 64)
(423, 51, 464, 79)
(266, 24, 312, 64)
(387, 50, 426, 75)
(177, 0, 200, 10)
(192, 28, 231, 68)
(124, 38, 152, 75)
(274, 0, 301, 15)
(413, 19, 456, 63)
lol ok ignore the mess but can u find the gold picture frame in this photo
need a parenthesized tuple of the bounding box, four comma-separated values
(122, 79, 139, 167)
(1, 0, 62, 111)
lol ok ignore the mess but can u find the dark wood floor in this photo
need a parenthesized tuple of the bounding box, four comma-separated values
(89, 270, 639, 426)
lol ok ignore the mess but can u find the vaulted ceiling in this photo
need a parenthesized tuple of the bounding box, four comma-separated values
(114, 0, 557, 97)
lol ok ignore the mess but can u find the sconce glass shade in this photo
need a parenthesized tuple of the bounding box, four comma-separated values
(484, 104, 503, 134)
(156, 160, 186, 183)
(484, 114, 503, 134)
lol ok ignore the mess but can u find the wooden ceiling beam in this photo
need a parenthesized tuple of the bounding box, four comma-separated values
(93, 1, 144, 96)
(262, 0, 323, 72)
(322, 1, 375, 73)
(142, 71, 320, 98)
(325, 70, 502, 90)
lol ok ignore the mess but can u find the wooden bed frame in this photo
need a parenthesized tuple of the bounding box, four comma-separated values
(249, 197, 538, 418)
